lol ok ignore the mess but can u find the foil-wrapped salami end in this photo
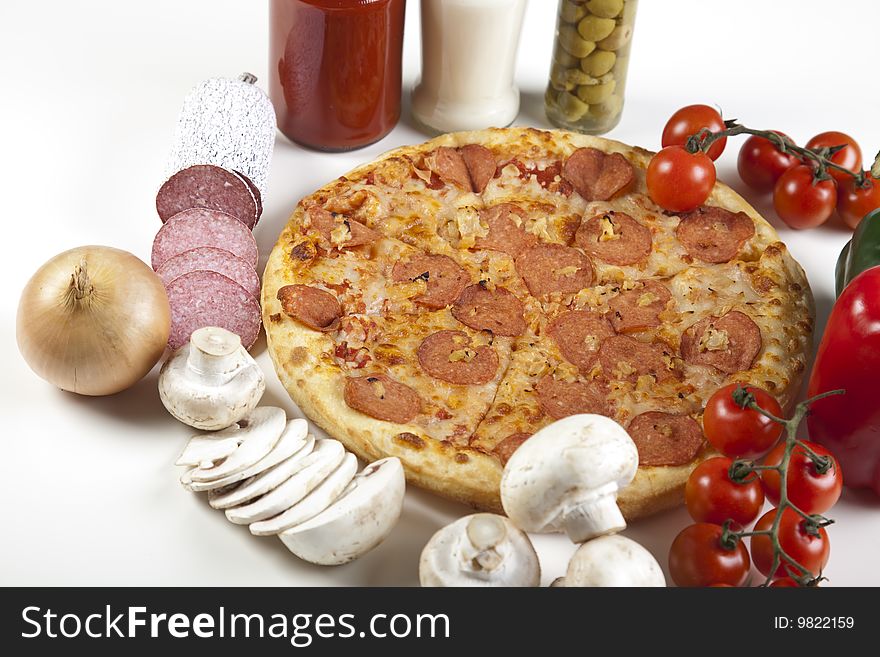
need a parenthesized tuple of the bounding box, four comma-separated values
(165, 73, 276, 205)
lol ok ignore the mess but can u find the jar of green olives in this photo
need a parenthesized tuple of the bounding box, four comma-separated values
(545, 0, 637, 134)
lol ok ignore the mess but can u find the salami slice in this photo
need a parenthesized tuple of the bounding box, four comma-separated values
(598, 335, 679, 383)
(473, 204, 537, 258)
(151, 208, 259, 270)
(343, 374, 422, 424)
(424, 147, 471, 190)
(548, 310, 615, 373)
(675, 206, 755, 263)
(562, 148, 634, 202)
(493, 432, 531, 465)
(277, 284, 342, 331)
(575, 211, 652, 265)
(392, 253, 470, 309)
(235, 170, 263, 226)
(608, 280, 672, 333)
(452, 284, 526, 336)
(459, 144, 496, 193)
(515, 243, 594, 298)
(306, 206, 379, 249)
(535, 375, 611, 420)
(417, 330, 498, 385)
(627, 412, 705, 466)
(157, 247, 260, 299)
(156, 165, 259, 228)
(680, 310, 762, 374)
(165, 271, 261, 351)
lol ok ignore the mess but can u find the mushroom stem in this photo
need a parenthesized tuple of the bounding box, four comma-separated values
(187, 326, 244, 378)
(561, 482, 626, 543)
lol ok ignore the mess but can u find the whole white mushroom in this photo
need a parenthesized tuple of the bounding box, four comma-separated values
(420, 513, 540, 587)
(554, 534, 666, 587)
(500, 414, 639, 543)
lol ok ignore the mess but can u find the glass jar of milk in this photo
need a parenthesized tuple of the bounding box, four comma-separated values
(545, 0, 638, 134)
(412, 0, 527, 134)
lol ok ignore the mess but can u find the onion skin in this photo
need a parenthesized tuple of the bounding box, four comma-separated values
(16, 246, 171, 396)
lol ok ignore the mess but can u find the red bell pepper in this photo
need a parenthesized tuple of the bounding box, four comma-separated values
(808, 265, 880, 494)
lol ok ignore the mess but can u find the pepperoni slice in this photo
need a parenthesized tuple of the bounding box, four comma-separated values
(473, 204, 537, 258)
(460, 144, 497, 193)
(680, 310, 762, 374)
(515, 244, 594, 298)
(535, 375, 611, 420)
(452, 284, 526, 336)
(598, 335, 679, 383)
(675, 206, 755, 263)
(392, 253, 471, 310)
(548, 310, 615, 373)
(493, 432, 531, 466)
(277, 284, 342, 331)
(608, 280, 672, 333)
(306, 206, 379, 248)
(417, 330, 499, 385)
(424, 147, 471, 190)
(343, 374, 422, 424)
(574, 211, 652, 265)
(627, 412, 705, 466)
(562, 148, 635, 201)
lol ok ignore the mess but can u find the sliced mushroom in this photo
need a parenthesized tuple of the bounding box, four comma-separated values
(175, 432, 241, 467)
(224, 439, 346, 525)
(208, 434, 322, 509)
(279, 457, 405, 565)
(554, 534, 666, 587)
(186, 420, 310, 492)
(187, 407, 287, 482)
(419, 513, 540, 587)
(500, 414, 639, 543)
(249, 453, 359, 536)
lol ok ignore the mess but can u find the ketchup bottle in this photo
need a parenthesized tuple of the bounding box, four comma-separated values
(270, 0, 406, 151)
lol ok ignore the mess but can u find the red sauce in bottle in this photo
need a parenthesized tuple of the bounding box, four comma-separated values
(270, 0, 406, 151)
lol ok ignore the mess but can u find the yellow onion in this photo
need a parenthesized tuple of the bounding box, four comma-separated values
(16, 246, 171, 396)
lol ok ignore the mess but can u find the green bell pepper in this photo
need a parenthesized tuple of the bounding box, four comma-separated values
(836, 208, 880, 296)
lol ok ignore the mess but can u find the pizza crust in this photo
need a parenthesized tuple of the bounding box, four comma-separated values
(263, 128, 814, 521)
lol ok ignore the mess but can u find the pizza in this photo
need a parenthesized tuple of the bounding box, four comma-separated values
(262, 127, 814, 520)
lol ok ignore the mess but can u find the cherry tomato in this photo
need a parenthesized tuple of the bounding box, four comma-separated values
(686, 456, 765, 527)
(768, 577, 800, 588)
(646, 146, 716, 213)
(668, 523, 751, 587)
(703, 384, 784, 459)
(805, 131, 862, 186)
(837, 174, 880, 230)
(773, 164, 838, 229)
(737, 131, 800, 194)
(750, 508, 830, 579)
(661, 104, 727, 161)
(760, 440, 842, 514)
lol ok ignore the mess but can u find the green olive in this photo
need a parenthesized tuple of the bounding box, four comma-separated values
(591, 93, 624, 119)
(554, 47, 580, 68)
(550, 63, 575, 91)
(577, 15, 615, 41)
(622, 0, 638, 24)
(564, 68, 595, 87)
(580, 50, 616, 76)
(559, 25, 597, 58)
(597, 23, 633, 50)
(545, 86, 559, 107)
(560, 0, 586, 23)
(557, 91, 590, 121)
(577, 79, 617, 104)
(585, 0, 624, 18)
(612, 54, 629, 76)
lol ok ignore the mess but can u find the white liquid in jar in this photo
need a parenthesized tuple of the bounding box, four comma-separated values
(412, 0, 527, 133)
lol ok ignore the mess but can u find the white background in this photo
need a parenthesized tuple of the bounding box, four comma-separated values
(2, 0, 879, 586)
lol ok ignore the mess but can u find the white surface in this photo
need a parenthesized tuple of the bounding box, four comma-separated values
(2, 0, 879, 586)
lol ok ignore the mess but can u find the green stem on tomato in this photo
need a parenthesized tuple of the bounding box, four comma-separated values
(686, 124, 862, 183)
(725, 387, 844, 586)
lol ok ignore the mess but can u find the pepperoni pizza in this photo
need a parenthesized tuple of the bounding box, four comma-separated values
(262, 128, 813, 520)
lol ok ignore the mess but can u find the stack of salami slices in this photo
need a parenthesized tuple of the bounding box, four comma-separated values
(150, 74, 276, 351)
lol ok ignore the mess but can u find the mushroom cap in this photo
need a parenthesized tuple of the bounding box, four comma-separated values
(500, 414, 639, 535)
(419, 513, 540, 587)
(561, 535, 666, 587)
(279, 457, 405, 566)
